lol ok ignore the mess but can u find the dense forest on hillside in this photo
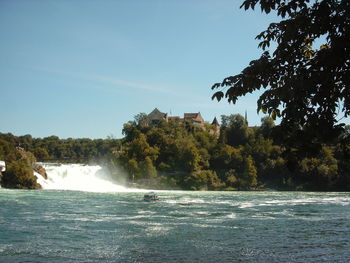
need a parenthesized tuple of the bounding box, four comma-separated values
(1, 114, 349, 191)
(115, 115, 350, 191)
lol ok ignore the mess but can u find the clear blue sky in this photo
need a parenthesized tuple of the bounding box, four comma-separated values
(0, 0, 292, 138)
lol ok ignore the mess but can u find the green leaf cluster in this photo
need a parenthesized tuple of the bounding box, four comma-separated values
(212, 0, 350, 150)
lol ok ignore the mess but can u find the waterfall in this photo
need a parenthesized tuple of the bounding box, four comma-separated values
(35, 163, 140, 192)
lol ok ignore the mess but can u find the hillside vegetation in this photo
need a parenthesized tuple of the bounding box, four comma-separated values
(115, 114, 350, 191)
(1, 114, 349, 191)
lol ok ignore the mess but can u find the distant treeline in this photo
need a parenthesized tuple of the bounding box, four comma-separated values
(0, 133, 121, 163)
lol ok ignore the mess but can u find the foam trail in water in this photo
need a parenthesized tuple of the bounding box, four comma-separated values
(35, 163, 143, 192)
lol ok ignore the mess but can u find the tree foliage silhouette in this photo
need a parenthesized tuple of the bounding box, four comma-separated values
(212, 0, 350, 149)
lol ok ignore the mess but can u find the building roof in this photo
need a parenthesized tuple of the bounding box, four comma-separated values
(149, 108, 166, 116)
(184, 113, 200, 119)
(183, 112, 204, 125)
(212, 117, 220, 126)
(168, 116, 181, 120)
(148, 108, 167, 119)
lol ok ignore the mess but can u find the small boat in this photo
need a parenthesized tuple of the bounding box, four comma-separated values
(143, 192, 159, 201)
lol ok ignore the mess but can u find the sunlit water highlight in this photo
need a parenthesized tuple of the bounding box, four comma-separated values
(1, 190, 349, 263)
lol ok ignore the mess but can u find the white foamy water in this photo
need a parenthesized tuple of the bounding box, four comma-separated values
(35, 163, 143, 192)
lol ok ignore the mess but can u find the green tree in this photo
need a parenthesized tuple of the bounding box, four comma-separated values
(181, 145, 201, 172)
(298, 146, 338, 189)
(0, 139, 16, 161)
(127, 134, 159, 162)
(185, 170, 222, 190)
(2, 160, 39, 189)
(259, 116, 275, 139)
(212, 0, 350, 148)
(141, 156, 157, 179)
(122, 121, 141, 142)
(221, 114, 251, 146)
(223, 169, 238, 190)
(134, 112, 149, 127)
(239, 155, 258, 188)
(211, 144, 242, 171)
(127, 158, 140, 179)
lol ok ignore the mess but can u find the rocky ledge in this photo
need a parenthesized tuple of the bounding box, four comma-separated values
(32, 163, 48, 179)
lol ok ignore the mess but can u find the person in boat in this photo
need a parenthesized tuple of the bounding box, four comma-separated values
(144, 192, 159, 201)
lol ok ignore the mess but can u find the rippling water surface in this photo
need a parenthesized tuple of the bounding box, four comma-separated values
(1, 189, 349, 262)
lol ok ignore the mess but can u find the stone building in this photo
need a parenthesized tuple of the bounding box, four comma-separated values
(147, 108, 168, 125)
(183, 112, 204, 127)
(147, 108, 210, 129)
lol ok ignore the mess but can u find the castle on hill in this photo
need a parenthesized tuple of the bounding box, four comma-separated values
(147, 108, 220, 135)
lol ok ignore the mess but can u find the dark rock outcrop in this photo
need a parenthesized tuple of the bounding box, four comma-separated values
(32, 163, 48, 180)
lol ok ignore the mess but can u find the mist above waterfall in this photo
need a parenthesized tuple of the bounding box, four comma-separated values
(35, 163, 143, 192)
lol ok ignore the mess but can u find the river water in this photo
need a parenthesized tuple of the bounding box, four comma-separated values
(1, 189, 349, 263)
